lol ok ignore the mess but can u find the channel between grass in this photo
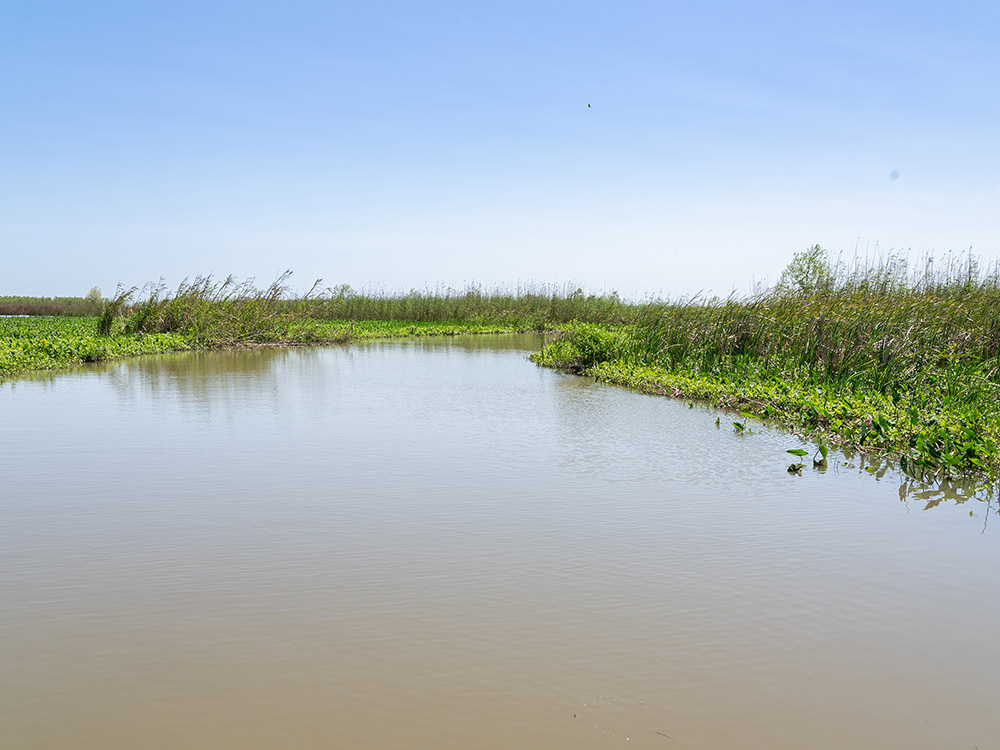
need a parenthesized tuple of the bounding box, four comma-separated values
(5, 249, 999, 483)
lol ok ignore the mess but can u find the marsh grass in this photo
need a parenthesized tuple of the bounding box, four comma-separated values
(98, 275, 638, 341)
(98, 272, 306, 343)
(535, 249, 1000, 480)
(0, 289, 104, 317)
(0, 316, 526, 382)
(297, 282, 633, 328)
(25, 249, 1000, 479)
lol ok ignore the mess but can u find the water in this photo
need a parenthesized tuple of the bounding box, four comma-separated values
(2, 335, 998, 749)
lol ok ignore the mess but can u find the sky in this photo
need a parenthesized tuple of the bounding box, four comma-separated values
(1, 0, 998, 299)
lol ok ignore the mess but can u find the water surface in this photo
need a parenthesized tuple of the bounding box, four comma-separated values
(2, 335, 998, 748)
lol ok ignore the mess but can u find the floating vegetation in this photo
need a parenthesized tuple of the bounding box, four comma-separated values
(0, 316, 191, 379)
(814, 444, 829, 467)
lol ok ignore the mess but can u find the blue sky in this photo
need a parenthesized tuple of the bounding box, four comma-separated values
(1, 0, 997, 298)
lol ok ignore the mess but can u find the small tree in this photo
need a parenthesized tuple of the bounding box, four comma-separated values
(84, 286, 104, 314)
(776, 245, 835, 296)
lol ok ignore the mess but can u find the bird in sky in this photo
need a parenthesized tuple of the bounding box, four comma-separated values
(587, 103, 591, 107)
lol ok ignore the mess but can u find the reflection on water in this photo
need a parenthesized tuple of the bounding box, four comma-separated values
(6, 337, 996, 516)
(2, 334, 1000, 749)
(812, 446, 998, 520)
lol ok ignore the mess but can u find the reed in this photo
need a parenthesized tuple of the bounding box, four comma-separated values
(97, 275, 639, 340)
(98, 272, 303, 343)
(534, 248, 1000, 480)
(14, 248, 1000, 479)
(296, 282, 634, 328)
(0, 289, 104, 316)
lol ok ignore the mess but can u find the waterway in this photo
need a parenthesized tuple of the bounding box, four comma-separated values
(2, 335, 997, 748)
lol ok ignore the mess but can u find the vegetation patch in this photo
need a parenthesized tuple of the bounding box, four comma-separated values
(0, 289, 104, 317)
(6, 251, 999, 488)
(0, 315, 529, 383)
(532, 249, 1000, 483)
(0, 316, 191, 379)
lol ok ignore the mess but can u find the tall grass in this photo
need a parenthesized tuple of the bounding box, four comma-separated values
(627, 284, 1000, 397)
(536, 248, 1000, 479)
(99, 275, 639, 340)
(297, 282, 633, 327)
(627, 248, 1000, 393)
(0, 290, 104, 317)
(98, 273, 304, 343)
(94, 251, 1000, 477)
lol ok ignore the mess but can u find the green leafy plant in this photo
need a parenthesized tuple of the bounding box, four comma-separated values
(813, 444, 829, 466)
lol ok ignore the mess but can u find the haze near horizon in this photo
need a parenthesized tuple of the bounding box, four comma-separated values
(1, 0, 997, 299)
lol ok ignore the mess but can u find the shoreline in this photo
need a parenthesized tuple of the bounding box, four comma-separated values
(6, 314, 998, 489)
(531, 325, 1000, 486)
(0, 316, 535, 383)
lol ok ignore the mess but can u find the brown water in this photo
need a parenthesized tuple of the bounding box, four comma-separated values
(2, 335, 998, 749)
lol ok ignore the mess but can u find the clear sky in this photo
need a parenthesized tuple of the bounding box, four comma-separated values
(1, 0, 997, 299)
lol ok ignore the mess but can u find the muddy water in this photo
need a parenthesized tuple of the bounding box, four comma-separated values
(2, 335, 998, 749)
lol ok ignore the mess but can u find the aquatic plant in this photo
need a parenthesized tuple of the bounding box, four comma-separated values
(7, 247, 1000, 483)
(0, 316, 191, 379)
(533, 249, 1000, 480)
(97, 273, 302, 343)
(0, 315, 526, 382)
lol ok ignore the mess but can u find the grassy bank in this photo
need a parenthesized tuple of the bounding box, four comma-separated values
(7, 253, 1000, 484)
(0, 316, 525, 381)
(3, 276, 553, 380)
(532, 250, 1000, 482)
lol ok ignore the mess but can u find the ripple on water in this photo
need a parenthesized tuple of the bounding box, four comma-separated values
(1, 336, 998, 749)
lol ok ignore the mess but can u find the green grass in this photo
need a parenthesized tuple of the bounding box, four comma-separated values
(0, 316, 192, 378)
(531, 249, 1000, 482)
(297, 282, 634, 328)
(0, 316, 525, 381)
(7, 250, 1000, 485)
(2, 273, 553, 381)
(297, 319, 537, 341)
(96, 274, 637, 338)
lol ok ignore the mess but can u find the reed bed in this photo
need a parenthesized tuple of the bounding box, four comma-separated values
(300, 283, 633, 328)
(13, 248, 1000, 479)
(0, 291, 104, 317)
(98, 273, 306, 344)
(535, 249, 1000, 480)
(97, 274, 638, 342)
